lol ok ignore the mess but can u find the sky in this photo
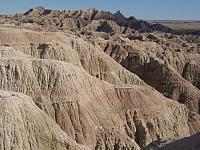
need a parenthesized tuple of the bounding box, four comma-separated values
(0, 0, 200, 20)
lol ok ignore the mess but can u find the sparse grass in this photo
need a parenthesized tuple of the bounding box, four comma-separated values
(163, 22, 200, 31)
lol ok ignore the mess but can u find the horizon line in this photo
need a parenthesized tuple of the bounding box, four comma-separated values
(0, 6, 200, 21)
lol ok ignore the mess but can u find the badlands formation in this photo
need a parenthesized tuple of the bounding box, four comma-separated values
(0, 7, 199, 149)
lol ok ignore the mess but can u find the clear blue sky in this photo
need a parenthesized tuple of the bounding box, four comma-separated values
(0, 0, 199, 20)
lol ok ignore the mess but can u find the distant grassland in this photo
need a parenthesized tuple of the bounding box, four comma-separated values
(162, 22, 200, 31)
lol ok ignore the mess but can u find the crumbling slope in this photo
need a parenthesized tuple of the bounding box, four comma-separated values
(0, 90, 88, 150)
(0, 25, 198, 149)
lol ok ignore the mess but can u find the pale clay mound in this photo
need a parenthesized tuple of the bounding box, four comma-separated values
(0, 54, 190, 149)
(0, 27, 196, 149)
(0, 90, 88, 150)
(0, 27, 144, 87)
(0, 8, 200, 149)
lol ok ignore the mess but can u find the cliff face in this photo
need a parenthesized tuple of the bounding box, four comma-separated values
(0, 7, 200, 150)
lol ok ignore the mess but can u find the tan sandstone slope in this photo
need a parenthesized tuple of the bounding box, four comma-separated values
(0, 7, 200, 149)
(0, 27, 196, 150)
(0, 90, 88, 150)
